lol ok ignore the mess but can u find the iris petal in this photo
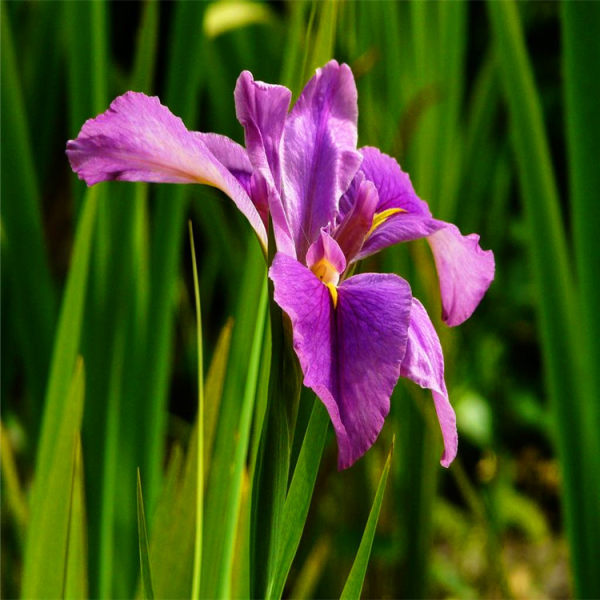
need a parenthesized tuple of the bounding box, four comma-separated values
(428, 223, 495, 326)
(347, 146, 442, 260)
(282, 60, 362, 261)
(194, 132, 253, 194)
(234, 71, 295, 256)
(234, 70, 291, 191)
(400, 298, 457, 467)
(269, 253, 412, 469)
(306, 230, 346, 281)
(66, 91, 267, 248)
(357, 214, 443, 261)
(334, 180, 379, 263)
(359, 146, 430, 215)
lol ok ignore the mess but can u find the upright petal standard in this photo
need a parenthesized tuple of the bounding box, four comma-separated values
(67, 60, 495, 470)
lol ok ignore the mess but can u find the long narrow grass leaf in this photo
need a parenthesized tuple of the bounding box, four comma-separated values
(280, 1, 310, 90)
(217, 280, 269, 599)
(488, 3, 597, 597)
(143, 1, 207, 510)
(1, 6, 55, 410)
(340, 442, 394, 600)
(22, 1, 62, 184)
(34, 190, 97, 495)
(562, 4, 600, 348)
(204, 319, 234, 480)
(64, 436, 89, 599)
(189, 223, 205, 599)
(0, 420, 28, 535)
(561, 3, 600, 595)
(202, 238, 266, 598)
(288, 537, 331, 600)
(137, 470, 155, 600)
(251, 287, 301, 599)
(131, 0, 159, 91)
(95, 7, 159, 595)
(267, 399, 330, 600)
(147, 319, 236, 599)
(305, 0, 338, 82)
(22, 358, 86, 598)
(64, 0, 107, 136)
(98, 323, 126, 597)
(146, 441, 195, 600)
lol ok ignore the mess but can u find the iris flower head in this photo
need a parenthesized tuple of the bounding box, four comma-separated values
(67, 60, 495, 470)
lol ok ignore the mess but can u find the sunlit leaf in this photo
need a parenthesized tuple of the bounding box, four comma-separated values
(64, 436, 89, 599)
(22, 359, 86, 598)
(148, 319, 236, 599)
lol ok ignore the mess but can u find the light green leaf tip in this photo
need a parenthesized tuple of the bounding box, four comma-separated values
(203, 1, 275, 39)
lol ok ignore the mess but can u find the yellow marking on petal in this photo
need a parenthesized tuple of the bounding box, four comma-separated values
(366, 207, 406, 238)
(325, 282, 338, 308)
(310, 258, 340, 286)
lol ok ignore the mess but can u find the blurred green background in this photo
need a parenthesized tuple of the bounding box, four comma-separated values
(2, 1, 599, 598)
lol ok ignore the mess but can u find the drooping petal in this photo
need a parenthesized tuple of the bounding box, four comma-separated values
(334, 179, 379, 263)
(400, 298, 457, 467)
(67, 92, 267, 247)
(269, 253, 412, 470)
(359, 146, 430, 215)
(334, 273, 412, 468)
(427, 223, 495, 326)
(282, 60, 362, 261)
(235, 71, 295, 256)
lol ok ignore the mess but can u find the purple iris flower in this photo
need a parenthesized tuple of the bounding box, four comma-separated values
(67, 60, 494, 470)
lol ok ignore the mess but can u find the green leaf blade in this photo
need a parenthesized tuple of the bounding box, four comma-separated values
(561, 2, 600, 596)
(217, 280, 269, 599)
(137, 470, 155, 600)
(340, 443, 394, 600)
(147, 319, 234, 600)
(64, 436, 89, 599)
(189, 223, 205, 599)
(1, 5, 55, 411)
(267, 399, 329, 600)
(22, 359, 86, 598)
(488, 2, 600, 596)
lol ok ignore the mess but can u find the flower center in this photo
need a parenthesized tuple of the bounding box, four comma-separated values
(310, 258, 340, 308)
(310, 257, 340, 286)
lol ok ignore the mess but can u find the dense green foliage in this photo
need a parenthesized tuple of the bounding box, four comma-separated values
(2, 1, 599, 598)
